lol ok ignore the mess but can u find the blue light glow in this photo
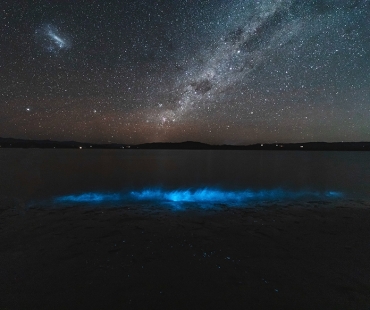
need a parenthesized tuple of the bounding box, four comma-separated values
(325, 191, 343, 198)
(54, 188, 343, 209)
(55, 192, 122, 203)
(130, 188, 343, 203)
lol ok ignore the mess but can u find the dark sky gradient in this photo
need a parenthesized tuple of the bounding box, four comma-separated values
(1, 0, 370, 144)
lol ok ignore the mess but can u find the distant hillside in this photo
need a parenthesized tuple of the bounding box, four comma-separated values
(136, 141, 211, 149)
(1, 137, 370, 151)
(136, 141, 370, 151)
(0, 137, 127, 149)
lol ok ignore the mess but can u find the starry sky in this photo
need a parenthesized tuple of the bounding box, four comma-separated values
(1, 0, 370, 145)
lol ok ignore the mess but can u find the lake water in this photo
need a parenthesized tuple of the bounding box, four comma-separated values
(1, 149, 369, 209)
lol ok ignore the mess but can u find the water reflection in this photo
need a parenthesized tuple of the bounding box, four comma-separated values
(1, 150, 369, 204)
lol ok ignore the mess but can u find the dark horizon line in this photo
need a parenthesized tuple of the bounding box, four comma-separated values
(1, 137, 370, 151)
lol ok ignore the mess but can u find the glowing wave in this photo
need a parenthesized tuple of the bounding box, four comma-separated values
(54, 188, 343, 207)
(130, 188, 342, 202)
(55, 193, 121, 203)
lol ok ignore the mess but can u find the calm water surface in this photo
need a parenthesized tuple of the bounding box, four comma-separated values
(1, 149, 369, 207)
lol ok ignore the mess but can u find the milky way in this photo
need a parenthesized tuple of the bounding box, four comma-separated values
(155, 1, 303, 125)
(1, 0, 370, 144)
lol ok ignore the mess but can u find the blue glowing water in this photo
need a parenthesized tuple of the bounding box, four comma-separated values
(3, 149, 368, 210)
(55, 193, 122, 203)
(53, 188, 343, 209)
(130, 188, 343, 202)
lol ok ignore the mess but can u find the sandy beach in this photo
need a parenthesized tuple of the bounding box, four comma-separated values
(1, 200, 370, 309)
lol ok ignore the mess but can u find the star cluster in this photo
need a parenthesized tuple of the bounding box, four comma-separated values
(1, 0, 370, 144)
(35, 24, 70, 54)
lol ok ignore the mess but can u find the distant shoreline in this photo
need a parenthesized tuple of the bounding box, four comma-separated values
(1, 137, 370, 151)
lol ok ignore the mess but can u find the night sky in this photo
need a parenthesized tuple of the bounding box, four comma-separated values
(1, 0, 370, 145)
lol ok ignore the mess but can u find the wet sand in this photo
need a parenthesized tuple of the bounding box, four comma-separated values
(1, 201, 370, 309)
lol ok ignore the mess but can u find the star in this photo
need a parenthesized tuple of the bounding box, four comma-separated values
(1, 0, 369, 144)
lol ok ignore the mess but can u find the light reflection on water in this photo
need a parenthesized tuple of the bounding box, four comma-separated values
(1, 149, 369, 208)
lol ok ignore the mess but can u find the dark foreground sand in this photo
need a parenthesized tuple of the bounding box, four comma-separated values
(1, 200, 370, 310)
